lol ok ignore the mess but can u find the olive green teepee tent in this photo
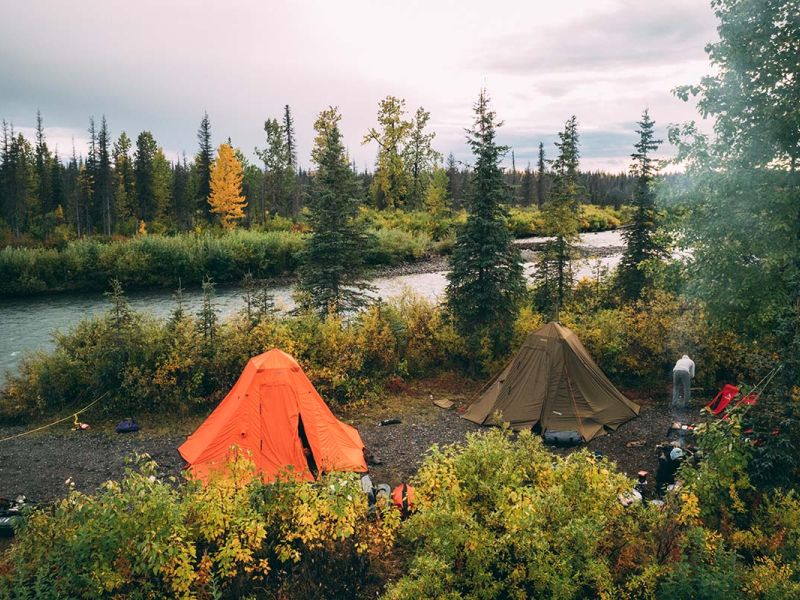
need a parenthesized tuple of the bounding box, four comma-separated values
(462, 322, 639, 441)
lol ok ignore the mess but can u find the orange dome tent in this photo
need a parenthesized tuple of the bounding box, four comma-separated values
(179, 349, 367, 482)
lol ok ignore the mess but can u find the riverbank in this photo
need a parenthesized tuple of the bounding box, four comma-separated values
(0, 230, 627, 381)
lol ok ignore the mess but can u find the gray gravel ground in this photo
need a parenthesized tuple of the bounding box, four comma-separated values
(0, 378, 700, 507)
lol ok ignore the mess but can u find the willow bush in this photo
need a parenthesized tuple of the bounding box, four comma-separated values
(0, 453, 399, 599)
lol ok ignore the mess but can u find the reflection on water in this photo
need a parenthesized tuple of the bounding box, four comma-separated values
(0, 230, 624, 381)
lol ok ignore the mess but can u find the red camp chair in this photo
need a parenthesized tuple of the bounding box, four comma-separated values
(706, 384, 740, 415)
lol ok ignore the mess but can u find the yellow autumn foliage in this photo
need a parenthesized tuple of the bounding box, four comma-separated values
(209, 143, 247, 229)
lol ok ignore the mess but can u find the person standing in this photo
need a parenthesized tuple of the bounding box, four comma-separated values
(671, 354, 695, 408)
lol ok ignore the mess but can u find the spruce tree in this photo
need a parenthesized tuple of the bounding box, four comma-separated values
(133, 131, 158, 222)
(534, 117, 581, 319)
(446, 89, 524, 355)
(283, 104, 296, 169)
(0, 121, 8, 230)
(34, 111, 52, 219)
(195, 112, 213, 220)
(256, 118, 295, 219)
(536, 142, 546, 208)
(283, 104, 301, 216)
(85, 117, 98, 232)
(510, 150, 519, 203)
(298, 107, 373, 314)
(617, 109, 663, 301)
(66, 144, 84, 236)
(96, 116, 114, 235)
(520, 161, 533, 206)
(172, 154, 192, 229)
(112, 132, 134, 224)
(196, 276, 218, 346)
(152, 148, 173, 222)
(50, 150, 65, 217)
(4, 130, 34, 238)
(446, 153, 461, 207)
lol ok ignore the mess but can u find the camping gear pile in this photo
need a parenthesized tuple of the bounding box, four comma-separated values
(462, 322, 640, 442)
(0, 496, 28, 537)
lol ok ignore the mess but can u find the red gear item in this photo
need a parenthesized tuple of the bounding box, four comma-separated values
(392, 483, 415, 517)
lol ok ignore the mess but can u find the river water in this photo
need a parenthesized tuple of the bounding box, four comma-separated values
(0, 230, 624, 381)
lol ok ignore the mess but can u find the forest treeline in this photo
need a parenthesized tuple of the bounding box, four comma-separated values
(0, 101, 638, 246)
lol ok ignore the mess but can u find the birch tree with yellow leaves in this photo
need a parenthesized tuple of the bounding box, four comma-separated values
(208, 142, 246, 229)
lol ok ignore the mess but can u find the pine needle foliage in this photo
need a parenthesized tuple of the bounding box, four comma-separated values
(298, 107, 374, 315)
(618, 109, 665, 301)
(534, 116, 581, 320)
(446, 89, 524, 355)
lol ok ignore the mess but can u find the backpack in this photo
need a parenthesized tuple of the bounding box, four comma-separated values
(115, 418, 140, 434)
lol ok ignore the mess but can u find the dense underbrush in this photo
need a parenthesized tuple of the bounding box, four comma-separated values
(0, 282, 767, 423)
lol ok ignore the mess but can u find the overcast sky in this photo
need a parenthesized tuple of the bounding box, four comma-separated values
(0, 0, 718, 172)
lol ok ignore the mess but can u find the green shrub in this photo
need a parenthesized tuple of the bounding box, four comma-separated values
(365, 228, 432, 265)
(386, 428, 640, 599)
(0, 231, 306, 296)
(0, 454, 399, 599)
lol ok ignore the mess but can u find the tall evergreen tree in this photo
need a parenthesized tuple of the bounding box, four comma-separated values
(50, 150, 65, 218)
(298, 107, 373, 314)
(446, 89, 525, 355)
(172, 154, 192, 229)
(0, 121, 8, 230)
(3, 130, 34, 238)
(34, 111, 52, 219)
(510, 150, 518, 202)
(534, 117, 581, 319)
(96, 116, 114, 234)
(195, 112, 213, 220)
(112, 132, 134, 224)
(85, 117, 98, 232)
(536, 141, 546, 208)
(77, 157, 93, 236)
(256, 118, 295, 219)
(283, 104, 296, 169)
(65, 143, 84, 236)
(282, 104, 301, 216)
(520, 161, 534, 207)
(134, 131, 158, 222)
(152, 147, 173, 222)
(617, 109, 663, 301)
(445, 152, 463, 208)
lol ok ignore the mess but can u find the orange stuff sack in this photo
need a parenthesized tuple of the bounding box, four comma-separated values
(179, 349, 367, 483)
(392, 483, 415, 517)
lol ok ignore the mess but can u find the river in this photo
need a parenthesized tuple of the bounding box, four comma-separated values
(0, 230, 624, 382)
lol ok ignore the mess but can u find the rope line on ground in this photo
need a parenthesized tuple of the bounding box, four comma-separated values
(0, 392, 109, 443)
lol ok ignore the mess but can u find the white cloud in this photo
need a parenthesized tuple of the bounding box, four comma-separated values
(0, 0, 719, 171)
